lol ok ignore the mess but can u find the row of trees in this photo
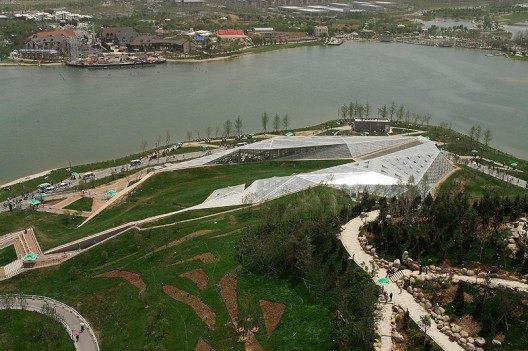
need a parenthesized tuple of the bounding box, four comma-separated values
(468, 124, 493, 147)
(181, 113, 292, 141)
(338, 101, 432, 126)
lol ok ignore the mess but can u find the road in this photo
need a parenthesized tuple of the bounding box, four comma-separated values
(0, 294, 99, 351)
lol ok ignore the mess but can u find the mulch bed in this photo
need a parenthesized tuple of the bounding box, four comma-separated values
(259, 300, 286, 336)
(97, 270, 146, 294)
(195, 338, 215, 351)
(219, 270, 238, 326)
(163, 284, 216, 330)
(180, 268, 208, 291)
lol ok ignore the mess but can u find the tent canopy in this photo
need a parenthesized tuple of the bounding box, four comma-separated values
(28, 199, 41, 205)
(22, 252, 39, 261)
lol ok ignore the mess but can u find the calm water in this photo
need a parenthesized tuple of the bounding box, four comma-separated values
(1, 42, 528, 183)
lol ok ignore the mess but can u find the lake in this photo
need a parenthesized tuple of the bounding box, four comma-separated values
(1, 42, 527, 183)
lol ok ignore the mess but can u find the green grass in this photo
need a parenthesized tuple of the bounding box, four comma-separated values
(0, 245, 17, 266)
(0, 309, 74, 351)
(500, 11, 528, 25)
(0, 160, 347, 251)
(407, 318, 443, 351)
(64, 197, 93, 212)
(0, 193, 351, 350)
(244, 40, 321, 55)
(437, 166, 528, 199)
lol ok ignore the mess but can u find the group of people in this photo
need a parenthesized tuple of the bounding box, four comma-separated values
(73, 322, 85, 342)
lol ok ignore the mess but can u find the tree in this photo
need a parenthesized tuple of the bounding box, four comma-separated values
(235, 115, 243, 137)
(475, 125, 481, 143)
(165, 130, 171, 146)
(365, 102, 370, 118)
(282, 114, 289, 131)
(380, 104, 388, 119)
(340, 104, 348, 120)
(419, 315, 431, 333)
(453, 283, 465, 315)
(273, 113, 281, 132)
(396, 105, 405, 122)
(206, 126, 212, 140)
(483, 128, 492, 147)
(155, 135, 162, 149)
(389, 102, 396, 121)
(348, 101, 355, 119)
(140, 139, 148, 153)
(469, 125, 476, 140)
(223, 120, 232, 138)
(215, 125, 220, 138)
(261, 112, 269, 133)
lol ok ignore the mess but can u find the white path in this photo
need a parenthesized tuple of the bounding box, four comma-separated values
(0, 294, 99, 351)
(340, 211, 464, 351)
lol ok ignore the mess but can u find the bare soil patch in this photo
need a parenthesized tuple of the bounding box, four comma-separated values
(220, 270, 238, 325)
(180, 268, 208, 290)
(195, 338, 215, 351)
(259, 300, 286, 336)
(172, 253, 217, 266)
(163, 284, 216, 330)
(457, 315, 481, 336)
(438, 284, 457, 305)
(97, 270, 146, 294)
(228, 215, 237, 225)
(244, 331, 265, 351)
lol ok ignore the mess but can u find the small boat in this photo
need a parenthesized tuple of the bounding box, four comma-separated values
(327, 37, 344, 46)
(67, 56, 167, 68)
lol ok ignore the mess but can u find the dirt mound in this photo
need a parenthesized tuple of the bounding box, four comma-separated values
(180, 268, 208, 291)
(163, 285, 216, 330)
(173, 253, 217, 266)
(219, 270, 238, 325)
(153, 230, 214, 254)
(97, 270, 146, 294)
(195, 338, 215, 351)
(457, 315, 481, 336)
(259, 300, 286, 336)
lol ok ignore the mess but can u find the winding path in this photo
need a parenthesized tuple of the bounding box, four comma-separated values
(0, 294, 99, 351)
(340, 211, 465, 351)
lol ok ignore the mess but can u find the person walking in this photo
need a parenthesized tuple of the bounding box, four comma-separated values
(389, 292, 393, 302)
(80, 322, 85, 332)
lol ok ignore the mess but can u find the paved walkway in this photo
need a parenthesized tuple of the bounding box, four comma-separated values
(0, 294, 99, 351)
(340, 211, 464, 351)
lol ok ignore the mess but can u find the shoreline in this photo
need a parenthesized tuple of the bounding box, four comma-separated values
(0, 168, 56, 189)
(1, 39, 523, 68)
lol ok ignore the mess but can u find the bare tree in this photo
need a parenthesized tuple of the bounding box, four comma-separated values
(206, 126, 212, 140)
(469, 125, 476, 140)
(186, 131, 192, 141)
(273, 113, 281, 132)
(140, 139, 148, 153)
(475, 125, 481, 143)
(155, 135, 162, 149)
(194, 129, 201, 139)
(261, 112, 269, 133)
(223, 120, 232, 137)
(483, 128, 492, 147)
(235, 115, 243, 137)
(365, 102, 370, 118)
(165, 130, 171, 146)
(215, 125, 220, 138)
(282, 114, 289, 131)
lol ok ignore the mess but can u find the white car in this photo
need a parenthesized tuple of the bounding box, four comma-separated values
(45, 185, 55, 192)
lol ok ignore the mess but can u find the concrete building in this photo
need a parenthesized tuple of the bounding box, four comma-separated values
(216, 29, 248, 42)
(353, 118, 391, 133)
(101, 27, 138, 45)
(26, 29, 76, 56)
(314, 25, 329, 37)
(129, 35, 190, 53)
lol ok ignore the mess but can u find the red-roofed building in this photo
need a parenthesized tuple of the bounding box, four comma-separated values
(27, 29, 77, 56)
(216, 29, 248, 42)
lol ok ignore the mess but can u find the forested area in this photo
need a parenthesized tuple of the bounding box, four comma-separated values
(368, 191, 528, 273)
(238, 189, 379, 350)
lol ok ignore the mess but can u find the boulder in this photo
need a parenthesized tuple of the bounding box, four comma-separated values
(393, 259, 401, 268)
(392, 331, 404, 343)
(453, 332, 461, 340)
(461, 268, 468, 275)
(492, 339, 502, 346)
(452, 325, 461, 333)
(467, 337, 474, 344)
(466, 344, 475, 351)
(467, 270, 475, 276)
(475, 337, 485, 346)
(460, 331, 469, 338)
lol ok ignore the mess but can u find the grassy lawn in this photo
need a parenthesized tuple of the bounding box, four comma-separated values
(0, 310, 74, 351)
(64, 197, 93, 212)
(0, 192, 356, 350)
(0, 245, 17, 266)
(500, 11, 528, 25)
(244, 41, 321, 55)
(437, 166, 528, 199)
(0, 160, 347, 251)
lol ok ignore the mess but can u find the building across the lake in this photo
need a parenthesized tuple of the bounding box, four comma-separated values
(353, 118, 390, 133)
(129, 35, 190, 53)
(26, 28, 76, 56)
